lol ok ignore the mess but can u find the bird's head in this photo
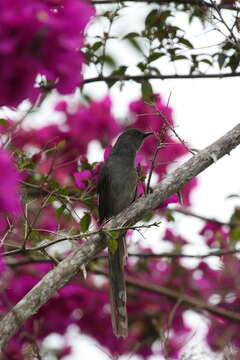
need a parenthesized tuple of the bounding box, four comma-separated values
(114, 128, 153, 153)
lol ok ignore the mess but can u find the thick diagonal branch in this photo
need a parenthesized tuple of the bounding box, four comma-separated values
(1, 123, 240, 349)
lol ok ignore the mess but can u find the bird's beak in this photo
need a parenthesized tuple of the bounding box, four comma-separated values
(143, 131, 153, 138)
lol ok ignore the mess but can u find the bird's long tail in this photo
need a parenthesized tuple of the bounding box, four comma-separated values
(108, 236, 128, 337)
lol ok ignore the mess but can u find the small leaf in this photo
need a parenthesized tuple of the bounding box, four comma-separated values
(218, 53, 227, 69)
(56, 205, 66, 217)
(227, 194, 240, 199)
(159, 10, 172, 23)
(171, 55, 188, 61)
(227, 54, 240, 72)
(127, 37, 143, 53)
(200, 59, 212, 66)
(137, 62, 146, 72)
(142, 211, 154, 222)
(123, 32, 140, 39)
(80, 213, 91, 232)
(57, 140, 66, 149)
(99, 54, 116, 68)
(0, 118, 7, 126)
(145, 9, 158, 27)
(178, 37, 193, 49)
(92, 41, 103, 51)
(141, 80, 153, 102)
(230, 226, 240, 243)
(148, 52, 165, 63)
(108, 231, 120, 254)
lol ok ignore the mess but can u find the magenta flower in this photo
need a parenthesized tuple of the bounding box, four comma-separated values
(0, 148, 21, 215)
(162, 228, 187, 245)
(0, 247, 6, 276)
(199, 221, 229, 248)
(74, 169, 91, 190)
(157, 194, 179, 209)
(0, 0, 95, 107)
(103, 145, 113, 161)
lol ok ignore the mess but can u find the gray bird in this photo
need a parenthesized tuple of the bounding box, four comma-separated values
(97, 128, 153, 337)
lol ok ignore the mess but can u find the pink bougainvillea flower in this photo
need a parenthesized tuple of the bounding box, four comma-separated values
(0, 148, 21, 215)
(199, 221, 229, 248)
(157, 194, 179, 209)
(103, 145, 113, 161)
(162, 228, 187, 245)
(0, 0, 95, 107)
(0, 247, 5, 276)
(74, 169, 91, 190)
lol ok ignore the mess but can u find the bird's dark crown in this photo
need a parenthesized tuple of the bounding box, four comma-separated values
(111, 128, 152, 156)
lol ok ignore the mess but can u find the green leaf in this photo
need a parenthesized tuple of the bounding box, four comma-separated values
(227, 194, 240, 199)
(171, 55, 188, 61)
(148, 52, 165, 63)
(92, 41, 103, 51)
(56, 205, 66, 217)
(127, 37, 143, 53)
(107, 231, 120, 254)
(230, 226, 240, 243)
(142, 211, 154, 222)
(123, 32, 140, 40)
(229, 208, 240, 242)
(99, 54, 116, 68)
(200, 59, 212, 66)
(57, 140, 66, 149)
(178, 37, 193, 49)
(227, 54, 240, 72)
(110, 66, 127, 76)
(158, 10, 172, 23)
(137, 62, 146, 72)
(165, 212, 175, 222)
(107, 66, 128, 87)
(218, 53, 227, 69)
(145, 9, 158, 27)
(141, 80, 153, 102)
(80, 213, 91, 232)
(0, 118, 7, 126)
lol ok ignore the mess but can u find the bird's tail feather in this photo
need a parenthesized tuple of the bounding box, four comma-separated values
(108, 236, 128, 337)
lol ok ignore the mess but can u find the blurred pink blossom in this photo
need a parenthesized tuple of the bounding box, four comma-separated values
(0, 0, 95, 107)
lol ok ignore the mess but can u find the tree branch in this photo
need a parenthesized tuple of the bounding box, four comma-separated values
(94, 269, 240, 323)
(125, 274, 240, 322)
(92, 0, 239, 11)
(83, 73, 240, 85)
(1, 123, 240, 349)
(6, 245, 240, 269)
(168, 208, 236, 227)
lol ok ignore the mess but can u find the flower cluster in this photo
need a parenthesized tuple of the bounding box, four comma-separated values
(0, 148, 21, 220)
(0, 0, 95, 107)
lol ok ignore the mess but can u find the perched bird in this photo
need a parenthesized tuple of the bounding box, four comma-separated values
(97, 128, 153, 337)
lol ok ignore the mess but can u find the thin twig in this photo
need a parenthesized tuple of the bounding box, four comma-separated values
(92, 0, 239, 11)
(3, 222, 161, 257)
(83, 73, 240, 85)
(95, 269, 240, 322)
(169, 207, 236, 227)
(6, 246, 240, 267)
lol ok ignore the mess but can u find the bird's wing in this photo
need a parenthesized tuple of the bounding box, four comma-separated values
(97, 164, 111, 223)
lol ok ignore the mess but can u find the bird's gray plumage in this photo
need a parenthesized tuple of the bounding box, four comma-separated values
(97, 128, 152, 337)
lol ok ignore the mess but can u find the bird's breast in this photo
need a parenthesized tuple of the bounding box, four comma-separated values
(105, 158, 137, 216)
